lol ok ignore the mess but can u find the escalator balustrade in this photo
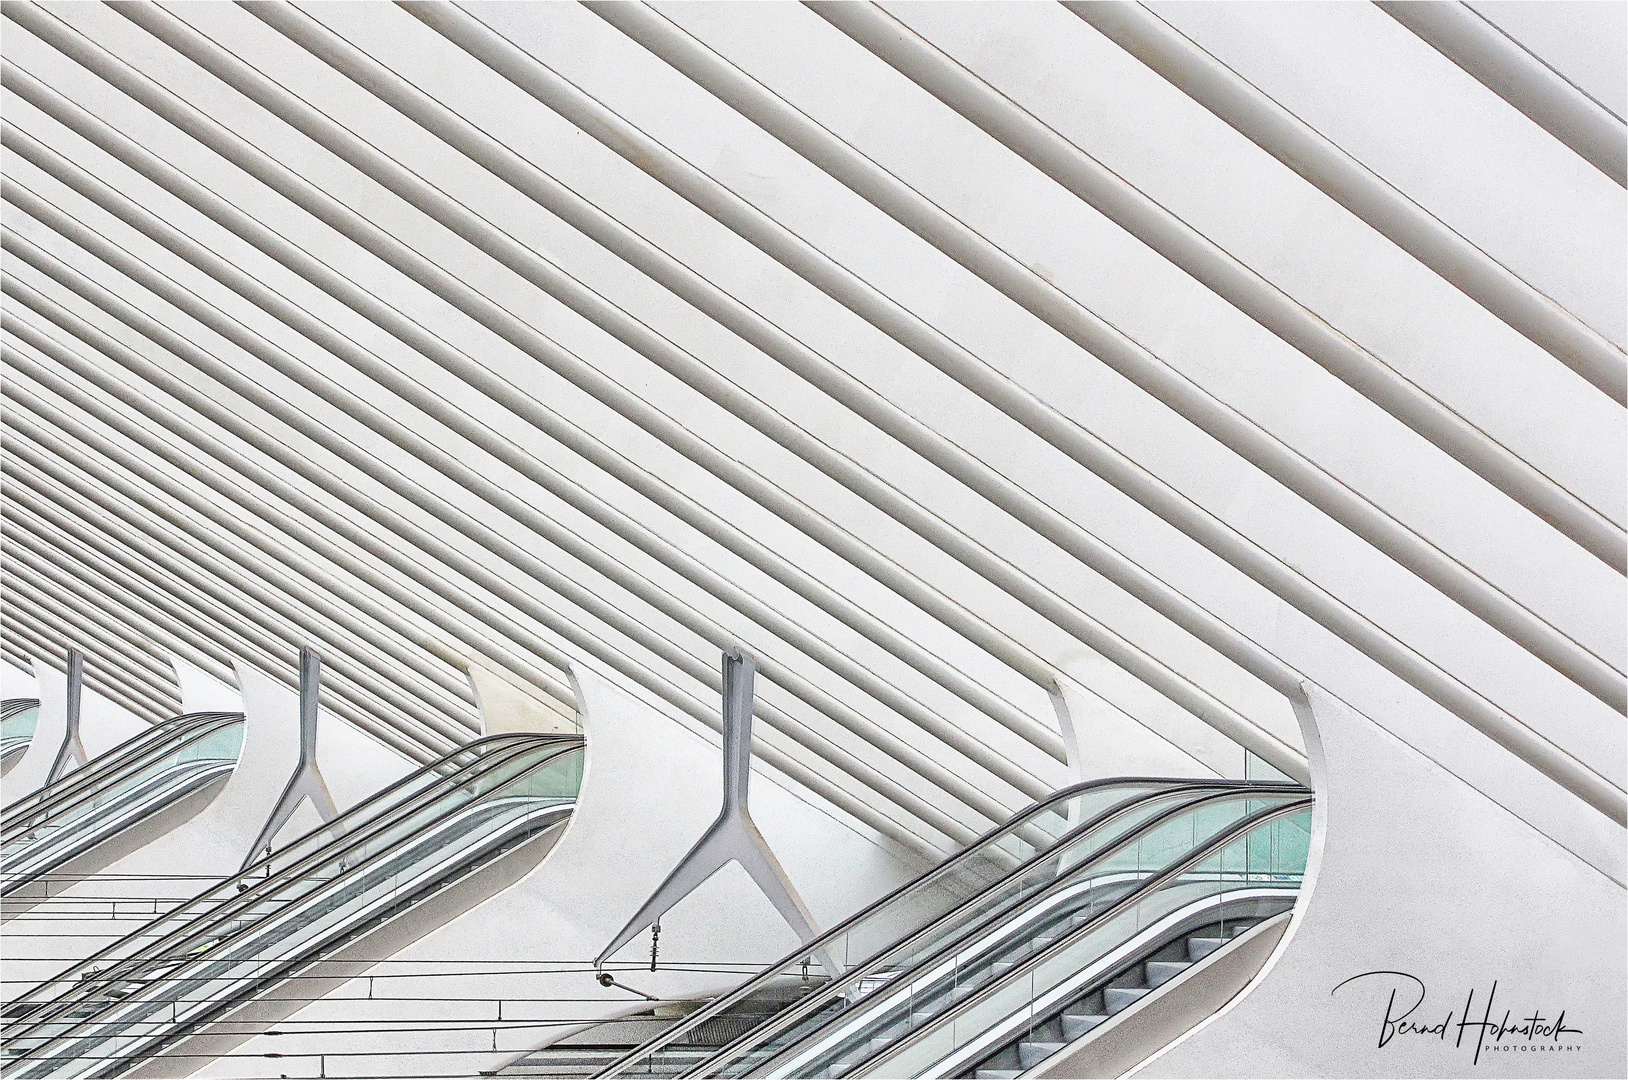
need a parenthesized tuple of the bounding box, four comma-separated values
(2, 732, 584, 1079)
(598, 779, 1307, 1080)
(2, 712, 245, 897)
(1, 699, 41, 767)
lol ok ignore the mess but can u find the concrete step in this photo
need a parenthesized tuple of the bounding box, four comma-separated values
(1103, 986, 1151, 1014)
(1018, 1041, 1067, 1069)
(1062, 1012, 1109, 1039)
(1146, 960, 1192, 988)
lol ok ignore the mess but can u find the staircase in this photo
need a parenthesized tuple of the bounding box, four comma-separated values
(968, 917, 1264, 1079)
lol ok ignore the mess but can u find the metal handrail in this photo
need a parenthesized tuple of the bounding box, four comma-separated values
(3, 712, 199, 822)
(71, 791, 578, 1076)
(672, 785, 1306, 1079)
(949, 891, 1296, 1079)
(2, 698, 40, 722)
(2, 756, 237, 895)
(4, 734, 578, 1045)
(597, 775, 1301, 1078)
(816, 799, 1312, 1079)
(2, 713, 242, 833)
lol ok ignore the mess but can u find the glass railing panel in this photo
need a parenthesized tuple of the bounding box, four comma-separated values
(730, 793, 1304, 1080)
(4, 738, 538, 1011)
(5, 738, 583, 1079)
(603, 781, 1192, 1078)
(249, 735, 545, 878)
(1, 702, 39, 762)
(864, 806, 1313, 1079)
(1, 718, 244, 890)
(3, 714, 217, 827)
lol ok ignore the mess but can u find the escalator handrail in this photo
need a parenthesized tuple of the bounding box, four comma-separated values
(5, 735, 564, 1019)
(2, 713, 219, 824)
(596, 776, 1302, 1077)
(1, 735, 556, 1028)
(828, 798, 1313, 1080)
(671, 784, 1307, 1079)
(2, 756, 238, 893)
(1, 713, 242, 833)
(1, 738, 579, 1062)
(2, 712, 227, 819)
(7, 746, 584, 1076)
(953, 891, 1296, 1079)
(2, 698, 41, 721)
(81, 796, 581, 1077)
(4, 736, 582, 1045)
(1, 713, 243, 827)
(236, 731, 579, 881)
(0, 717, 241, 857)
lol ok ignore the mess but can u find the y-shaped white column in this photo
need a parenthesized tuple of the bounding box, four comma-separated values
(44, 648, 86, 784)
(597, 650, 820, 967)
(240, 647, 338, 869)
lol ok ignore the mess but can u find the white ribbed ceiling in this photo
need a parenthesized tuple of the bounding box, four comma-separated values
(2, 1, 1622, 867)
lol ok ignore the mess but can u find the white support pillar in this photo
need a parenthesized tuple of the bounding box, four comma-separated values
(44, 647, 86, 784)
(241, 648, 338, 869)
(597, 650, 821, 967)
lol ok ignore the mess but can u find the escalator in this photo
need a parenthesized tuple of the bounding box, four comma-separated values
(2, 731, 585, 1079)
(2, 712, 245, 898)
(595, 778, 1310, 1079)
(1, 698, 42, 768)
(956, 900, 1291, 1078)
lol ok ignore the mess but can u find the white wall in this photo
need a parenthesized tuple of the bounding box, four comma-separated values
(1133, 685, 1624, 1078)
(188, 661, 921, 1078)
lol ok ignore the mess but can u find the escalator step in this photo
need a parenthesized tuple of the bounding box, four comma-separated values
(1018, 1042, 1066, 1069)
(1186, 937, 1227, 961)
(1146, 961, 1191, 988)
(1062, 1013, 1108, 1039)
(975, 1071, 1022, 1079)
(1103, 987, 1150, 1014)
